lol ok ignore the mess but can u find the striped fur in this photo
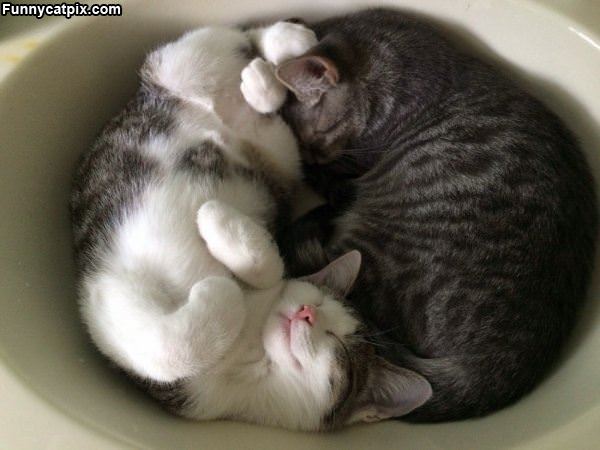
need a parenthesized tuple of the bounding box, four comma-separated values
(278, 9, 598, 422)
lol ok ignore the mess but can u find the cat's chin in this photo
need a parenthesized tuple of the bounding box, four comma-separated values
(263, 309, 305, 371)
(279, 314, 303, 369)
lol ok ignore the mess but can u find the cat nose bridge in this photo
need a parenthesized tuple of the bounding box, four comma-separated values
(295, 304, 317, 326)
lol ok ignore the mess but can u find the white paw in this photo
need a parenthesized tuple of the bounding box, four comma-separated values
(261, 21, 318, 65)
(241, 57, 287, 114)
(197, 200, 284, 289)
(187, 276, 245, 325)
(185, 276, 245, 361)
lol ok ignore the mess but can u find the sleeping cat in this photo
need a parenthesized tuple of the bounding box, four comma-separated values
(273, 9, 598, 421)
(69, 21, 432, 430)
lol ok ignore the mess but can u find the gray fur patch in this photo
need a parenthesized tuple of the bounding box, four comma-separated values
(178, 140, 226, 178)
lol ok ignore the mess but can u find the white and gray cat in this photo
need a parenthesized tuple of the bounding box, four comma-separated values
(70, 21, 431, 430)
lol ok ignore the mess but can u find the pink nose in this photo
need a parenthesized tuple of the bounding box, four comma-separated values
(295, 304, 317, 326)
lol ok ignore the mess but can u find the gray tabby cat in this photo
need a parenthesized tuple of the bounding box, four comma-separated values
(69, 20, 432, 430)
(274, 9, 598, 421)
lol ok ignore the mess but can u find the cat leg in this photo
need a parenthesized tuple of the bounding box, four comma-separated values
(197, 199, 284, 289)
(179, 276, 246, 368)
(91, 275, 244, 382)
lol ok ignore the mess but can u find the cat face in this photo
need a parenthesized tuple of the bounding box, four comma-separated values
(261, 280, 362, 429)
(275, 35, 369, 167)
(260, 252, 432, 430)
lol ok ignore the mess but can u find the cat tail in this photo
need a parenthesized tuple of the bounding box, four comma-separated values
(82, 274, 244, 383)
(388, 345, 550, 422)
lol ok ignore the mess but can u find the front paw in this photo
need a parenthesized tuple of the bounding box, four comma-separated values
(261, 21, 317, 65)
(186, 276, 246, 361)
(197, 200, 284, 289)
(241, 57, 287, 114)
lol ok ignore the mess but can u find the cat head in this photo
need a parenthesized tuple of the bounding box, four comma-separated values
(261, 251, 432, 430)
(275, 36, 364, 167)
(275, 11, 448, 172)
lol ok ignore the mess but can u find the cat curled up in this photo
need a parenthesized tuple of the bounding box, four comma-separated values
(70, 21, 432, 431)
(274, 9, 598, 422)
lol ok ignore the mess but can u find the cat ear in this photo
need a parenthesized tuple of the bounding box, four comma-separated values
(300, 250, 361, 297)
(350, 357, 432, 423)
(275, 55, 339, 106)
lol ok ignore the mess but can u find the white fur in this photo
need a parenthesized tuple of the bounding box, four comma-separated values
(80, 22, 359, 430)
(249, 21, 318, 65)
(198, 200, 284, 289)
(241, 57, 288, 114)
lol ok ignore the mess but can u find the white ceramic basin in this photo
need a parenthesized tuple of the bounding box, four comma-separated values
(1, 0, 599, 448)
